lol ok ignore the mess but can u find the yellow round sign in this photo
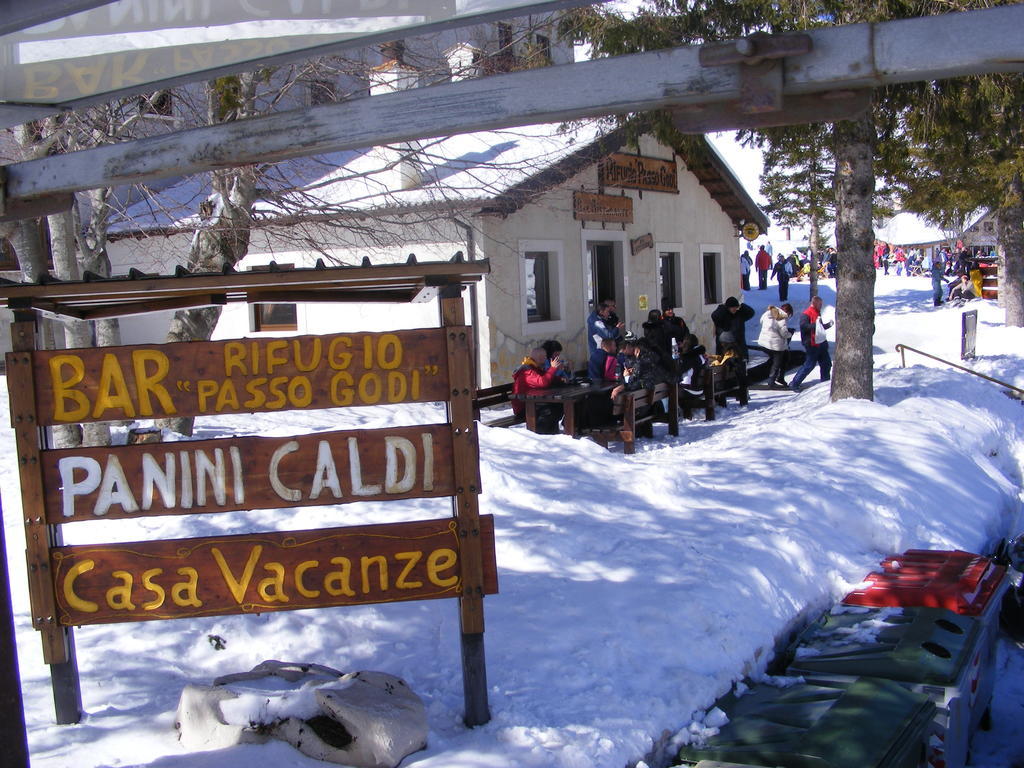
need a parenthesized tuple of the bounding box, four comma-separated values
(742, 222, 761, 241)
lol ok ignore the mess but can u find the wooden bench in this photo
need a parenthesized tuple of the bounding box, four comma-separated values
(708, 357, 749, 409)
(581, 381, 675, 454)
(677, 359, 748, 421)
(678, 367, 716, 421)
(472, 383, 524, 428)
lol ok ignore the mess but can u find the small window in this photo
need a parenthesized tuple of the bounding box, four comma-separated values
(498, 22, 514, 51)
(659, 251, 680, 309)
(983, 221, 994, 233)
(532, 34, 552, 64)
(250, 264, 298, 332)
(254, 303, 298, 332)
(702, 250, 722, 306)
(525, 251, 552, 323)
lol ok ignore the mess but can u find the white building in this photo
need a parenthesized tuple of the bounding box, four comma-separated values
(98, 122, 766, 386)
(1, 17, 767, 385)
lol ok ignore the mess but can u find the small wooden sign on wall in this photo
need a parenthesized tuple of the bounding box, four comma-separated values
(573, 191, 633, 223)
(630, 233, 653, 255)
(599, 153, 678, 193)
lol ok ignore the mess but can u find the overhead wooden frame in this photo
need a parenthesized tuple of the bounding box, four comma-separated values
(0, 257, 489, 320)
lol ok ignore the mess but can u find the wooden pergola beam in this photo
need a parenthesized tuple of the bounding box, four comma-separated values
(2, 4, 1023, 217)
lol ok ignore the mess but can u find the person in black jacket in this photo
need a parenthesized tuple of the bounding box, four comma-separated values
(710, 297, 755, 359)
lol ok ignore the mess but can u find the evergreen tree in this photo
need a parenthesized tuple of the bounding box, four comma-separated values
(746, 123, 835, 298)
(892, 73, 1024, 326)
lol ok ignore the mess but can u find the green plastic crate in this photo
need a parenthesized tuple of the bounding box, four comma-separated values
(675, 677, 935, 768)
(786, 606, 983, 768)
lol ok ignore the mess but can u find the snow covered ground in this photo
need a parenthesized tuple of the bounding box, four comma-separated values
(4, 273, 1024, 768)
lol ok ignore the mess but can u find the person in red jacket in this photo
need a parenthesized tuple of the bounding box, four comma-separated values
(512, 346, 565, 433)
(755, 245, 772, 290)
(789, 296, 833, 392)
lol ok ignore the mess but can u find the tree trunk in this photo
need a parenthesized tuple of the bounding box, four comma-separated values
(156, 167, 257, 436)
(809, 212, 820, 299)
(997, 174, 1024, 327)
(50, 209, 113, 447)
(831, 109, 876, 402)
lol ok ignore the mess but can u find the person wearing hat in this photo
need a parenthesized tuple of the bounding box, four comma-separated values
(710, 296, 755, 359)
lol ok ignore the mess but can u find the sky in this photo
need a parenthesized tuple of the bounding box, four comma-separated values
(3, 272, 1023, 768)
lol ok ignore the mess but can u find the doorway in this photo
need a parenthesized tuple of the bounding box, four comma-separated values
(586, 239, 625, 318)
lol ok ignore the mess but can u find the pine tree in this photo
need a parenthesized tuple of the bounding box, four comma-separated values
(747, 124, 835, 298)
(892, 73, 1024, 326)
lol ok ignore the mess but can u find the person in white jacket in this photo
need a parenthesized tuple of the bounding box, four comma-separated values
(757, 303, 794, 388)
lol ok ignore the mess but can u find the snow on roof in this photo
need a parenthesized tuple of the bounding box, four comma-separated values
(111, 121, 608, 233)
(109, 119, 765, 235)
(872, 210, 993, 247)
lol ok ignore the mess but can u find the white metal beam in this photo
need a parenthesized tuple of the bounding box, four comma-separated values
(3, 5, 1024, 210)
(0, 0, 118, 37)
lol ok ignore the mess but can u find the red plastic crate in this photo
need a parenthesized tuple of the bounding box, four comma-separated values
(842, 549, 1007, 616)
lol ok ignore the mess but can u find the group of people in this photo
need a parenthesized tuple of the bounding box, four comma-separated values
(742, 244, 838, 303)
(510, 298, 711, 434)
(512, 285, 838, 435)
(712, 293, 832, 393)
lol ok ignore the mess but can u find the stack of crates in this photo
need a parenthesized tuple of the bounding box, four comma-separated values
(842, 549, 1007, 740)
(674, 549, 1007, 768)
(675, 676, 936, 768)
(786, 607, 980, 768)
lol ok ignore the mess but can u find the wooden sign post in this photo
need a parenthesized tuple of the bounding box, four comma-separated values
(1, 261, 495, 730)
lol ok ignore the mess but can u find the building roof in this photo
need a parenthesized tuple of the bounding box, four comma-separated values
(110, 122, 767, 236)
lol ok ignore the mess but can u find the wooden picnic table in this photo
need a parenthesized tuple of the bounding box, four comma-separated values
(511, 381, 615, 437)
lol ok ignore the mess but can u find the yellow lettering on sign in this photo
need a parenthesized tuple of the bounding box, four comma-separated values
(361, 555, 388, 593)
(106, 570, 136, 610)
(50, 355, 90, 422)
(93, 353, 137, 418)
(211, 546, 262, 604)
(394, 552, 424, 589)
(295, 560, 320, 598)
(427, 548, 459, 588)
(293, 338, 322, 372)
(23, 64, 62, 100)
(65, 58, 106, 99)
(110, 51, 149, 89)
(214, 381, 240, 412)
(63, 559, 99, 613)
(258, 562, 289, 603)
(171, 567, 202, 608)
(141, 568, 166, 610)
(132, 350, 175, 416)
(324, 557, 355, 597)
(265, 340, 289, 373)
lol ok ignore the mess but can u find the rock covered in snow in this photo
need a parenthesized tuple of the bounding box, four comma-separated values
(175, 660, 427, 767)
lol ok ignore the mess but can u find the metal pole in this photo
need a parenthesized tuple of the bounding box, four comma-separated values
(0, 497, 32, 768)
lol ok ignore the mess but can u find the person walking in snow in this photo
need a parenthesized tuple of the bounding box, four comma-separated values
(739, 250, 753, 291)
(754, 245, 772, 290)
(757, 303, 794, 389)
(789, 296, 833, 392)
(770, 253, 791, 302)
(930, 251, 946, 307)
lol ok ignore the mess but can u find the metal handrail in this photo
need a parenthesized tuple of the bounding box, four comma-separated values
(895, 344, 1024, 397)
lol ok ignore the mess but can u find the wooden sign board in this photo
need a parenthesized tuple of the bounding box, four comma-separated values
(23, 328, 457, 426)
(598, 152, 678, 193)
(41, 425, 457, 524)
(630, 233, 654, 255)
(573, 191, 633, 223)
(50, 516, 497, 626)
